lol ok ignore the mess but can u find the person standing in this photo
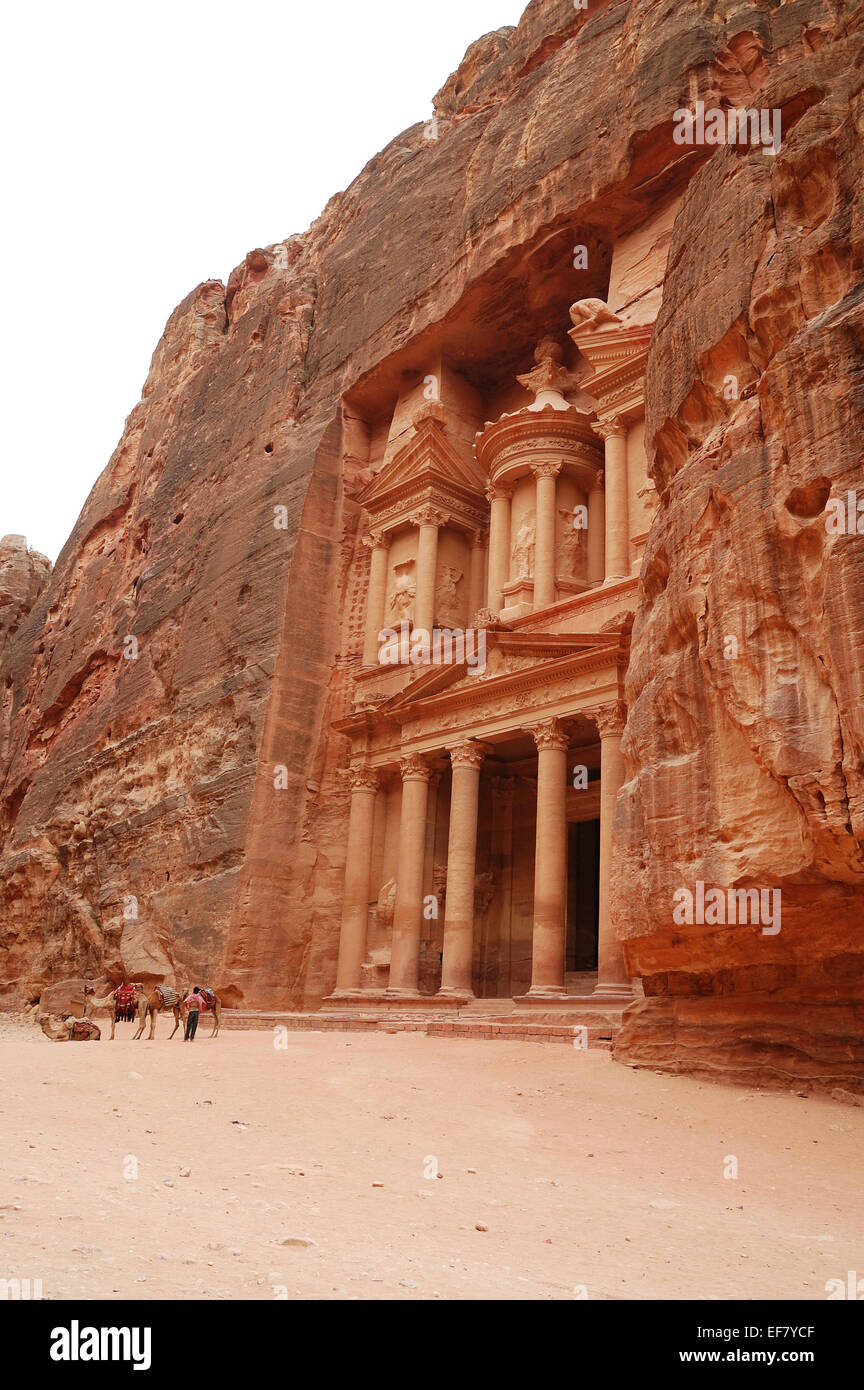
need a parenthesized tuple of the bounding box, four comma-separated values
(184, 986, 205, 1040)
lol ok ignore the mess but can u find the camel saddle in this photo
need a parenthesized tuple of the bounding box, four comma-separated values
(155, 985, 179, 1008)
(114, 984, 137, 1021)
(200, 987, 216, 1011)
(71, 1019, 100, 1041)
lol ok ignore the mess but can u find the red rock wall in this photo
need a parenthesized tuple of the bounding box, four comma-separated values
(2, 0, 861, 1093)
(613, 3, 864, 1089)
(1, 537, 51, 773)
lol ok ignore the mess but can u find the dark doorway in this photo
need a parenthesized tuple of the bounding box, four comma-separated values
(566, 818, 600, 970)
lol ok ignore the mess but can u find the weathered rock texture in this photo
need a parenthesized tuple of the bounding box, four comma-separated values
(1, 0, 862, 1090)
(612, 0, 864, 1090)
(1, 537, 51, 808)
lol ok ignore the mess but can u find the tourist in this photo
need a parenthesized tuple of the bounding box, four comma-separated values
(183, 986, 204, 1041)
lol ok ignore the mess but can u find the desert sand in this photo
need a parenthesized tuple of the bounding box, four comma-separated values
(1, 1016, 861, 1301)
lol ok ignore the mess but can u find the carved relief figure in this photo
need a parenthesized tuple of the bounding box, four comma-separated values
(511, 515, 536, 578)
(376, 878, 397, 928)
(435, 566, 463, 628)
(473, 870, 495, 915)
(432, 863, 448, 911)
(569, 298, 622, 329)
(389, 562, 416, 622)
(557, 506, 585, 580)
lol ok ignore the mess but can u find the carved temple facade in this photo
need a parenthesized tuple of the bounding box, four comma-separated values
(325, 207, 672, 1014)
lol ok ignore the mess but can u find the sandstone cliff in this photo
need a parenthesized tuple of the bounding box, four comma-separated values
(1, 0, 862, 1091)
(612, 1, 864, 1089)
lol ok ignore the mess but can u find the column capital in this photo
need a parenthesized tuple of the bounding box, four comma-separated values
(485, 481, 514, 504)
(592, 414, 627, 442)
(400, 752, 435, 783)
(468, 529, 488, 550)
(448, 740, 492, 770)
(347, 763, 380, 792)
(492, 775, 517, 796)
(530, 461, 563, 480)
(410, 504, 449, 529)
(361, 527, 390, 551)
(590, 469, 605, 492)
(591, 700, 627, 739)
(525, 717, 570, 752)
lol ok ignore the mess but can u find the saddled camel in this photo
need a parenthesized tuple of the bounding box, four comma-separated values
(181, 986, 222, 1038)
(81, 983, 145, 1039)
(39, 1015, 101, 1042)
(133, 984, 183, 1040)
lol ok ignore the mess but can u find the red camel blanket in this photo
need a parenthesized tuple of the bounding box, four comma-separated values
(114, 984, 137, 1022)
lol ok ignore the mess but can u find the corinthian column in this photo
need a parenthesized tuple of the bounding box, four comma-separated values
(438, 741, 489, 998)
(532, 462, 562, 610)
(592, 701, 633, 999)
(387, 753, 433, 997)
(486, 483, 512, 615)
(333, 765, 380, 994)
(526, 718, 569, 996)
(412, 506, 446, 635)
(593, 417, 629, 581)
(587, 471, 605, 586)
(362, 531, 390, 666)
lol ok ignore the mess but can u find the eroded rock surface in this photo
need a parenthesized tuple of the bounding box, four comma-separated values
(613, 3, 864, 1088)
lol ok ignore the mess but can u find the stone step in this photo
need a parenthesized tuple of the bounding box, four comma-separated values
(221, 1009, 615, 1047)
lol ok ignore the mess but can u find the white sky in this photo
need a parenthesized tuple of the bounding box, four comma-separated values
(1, 0, 527, 564)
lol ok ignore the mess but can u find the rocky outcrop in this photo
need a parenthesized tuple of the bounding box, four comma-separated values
(0, 536, 51, 796)
(0, 536, 50, 673)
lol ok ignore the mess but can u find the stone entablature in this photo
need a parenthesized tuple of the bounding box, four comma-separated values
(335, 632, 627, 766)
(474, 405, 602, 494)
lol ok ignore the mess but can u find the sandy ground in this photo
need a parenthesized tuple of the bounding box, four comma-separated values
(0, 1014, 861, 1301)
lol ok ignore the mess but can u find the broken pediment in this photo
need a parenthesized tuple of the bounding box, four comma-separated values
(357, 414, 488, 527)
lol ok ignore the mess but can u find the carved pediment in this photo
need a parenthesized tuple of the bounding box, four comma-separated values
(357, 416, 488, 521)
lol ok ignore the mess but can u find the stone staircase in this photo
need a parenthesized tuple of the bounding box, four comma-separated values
(222, 991, 628, 1049)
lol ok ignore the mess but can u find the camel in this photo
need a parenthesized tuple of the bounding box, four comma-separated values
(132, 984, 183, 1040)
(39, 1015, 101, 1042)
(81, 983, 145, 1039)
(181, 985, 222, 1038)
